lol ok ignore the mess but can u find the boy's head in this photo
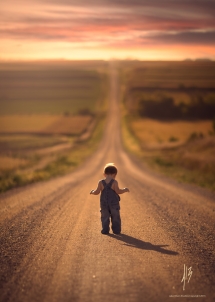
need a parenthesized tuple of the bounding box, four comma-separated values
(104, 163, 118, 176)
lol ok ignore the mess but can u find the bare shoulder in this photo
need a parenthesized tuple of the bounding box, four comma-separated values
(99, 179, 104, 188)
(112, 179, 118, 188)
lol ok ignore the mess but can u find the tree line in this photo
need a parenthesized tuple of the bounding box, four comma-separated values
(138, 96, 215, 120)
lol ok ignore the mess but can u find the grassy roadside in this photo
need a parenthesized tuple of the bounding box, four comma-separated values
(0, 114, 106, 193)
(121, 112, 215, 191)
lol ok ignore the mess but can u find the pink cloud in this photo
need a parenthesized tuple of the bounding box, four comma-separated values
(0, 0, 214, 59)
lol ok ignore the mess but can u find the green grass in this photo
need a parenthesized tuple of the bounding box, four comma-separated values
(148, 155, 215, 191)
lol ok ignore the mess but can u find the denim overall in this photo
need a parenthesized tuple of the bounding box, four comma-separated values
(100, 179, 121, 234)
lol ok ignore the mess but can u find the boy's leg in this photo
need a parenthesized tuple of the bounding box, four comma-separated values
(100, 207, 110, 234)
(110, 206, 121, 234)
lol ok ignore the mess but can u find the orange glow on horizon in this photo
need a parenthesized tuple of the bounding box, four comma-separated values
(0, 39, 214, 62)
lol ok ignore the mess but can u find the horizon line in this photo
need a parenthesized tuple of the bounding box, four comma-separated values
(0, 58, 214, 63)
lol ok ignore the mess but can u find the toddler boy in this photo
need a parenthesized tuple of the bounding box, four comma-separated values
(90, 163, 129, 234)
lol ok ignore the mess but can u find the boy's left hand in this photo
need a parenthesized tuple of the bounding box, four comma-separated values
(90, 190, 94, 194)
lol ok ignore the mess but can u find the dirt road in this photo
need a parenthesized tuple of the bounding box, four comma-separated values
(0, 64, 215, 302)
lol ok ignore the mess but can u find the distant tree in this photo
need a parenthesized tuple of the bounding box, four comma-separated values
(78, 108, 93, 116)
(138, 97, 180, 120)
(138, 94, 215, 120)
(64, 111, 70, 116)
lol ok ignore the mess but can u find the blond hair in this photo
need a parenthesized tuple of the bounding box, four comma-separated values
(104, 163, 118, 175)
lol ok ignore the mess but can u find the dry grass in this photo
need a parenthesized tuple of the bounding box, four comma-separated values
(44, 115, 92, 135)
(130, 118, 213, 148)
(0, 156, 28, 170)
(0, 115, 59, 133)
(0, 115, 92, 135)
(122, 116, 215, 190)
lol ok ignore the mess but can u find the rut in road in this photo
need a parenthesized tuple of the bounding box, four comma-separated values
(0, 64, 215, 302)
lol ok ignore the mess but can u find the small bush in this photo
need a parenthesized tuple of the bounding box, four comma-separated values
(169, 136, 178, 142)
(12, 174, 24, 185)
(188, 132, 198, 141)
(154, 157, 173, 167)
(188, 132, 204, 141)
(78, 108, 92, 116)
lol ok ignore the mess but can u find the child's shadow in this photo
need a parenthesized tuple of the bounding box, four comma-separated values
(108, 233, 178, 255)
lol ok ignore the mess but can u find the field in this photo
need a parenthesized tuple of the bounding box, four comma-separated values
(0, 61, 107, 115)
(120, 60, 215, 190)
(120, 60, 215, 89)
(0, 156, 28, 170)
(0, 115, 92, 135)
(130, 118, 213, 148)
(0, 61, 108, 192)
(0, 135, 66, 151)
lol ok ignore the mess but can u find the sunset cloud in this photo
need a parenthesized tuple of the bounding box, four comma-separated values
(0, 0, 214, 60)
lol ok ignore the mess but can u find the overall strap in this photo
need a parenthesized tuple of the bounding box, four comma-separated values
(102, 180, 107, 187)
(102, 179, 114, 188)
(107, 179, 114, 187)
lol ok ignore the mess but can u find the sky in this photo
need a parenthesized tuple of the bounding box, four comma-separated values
(0, 0, 215, 61)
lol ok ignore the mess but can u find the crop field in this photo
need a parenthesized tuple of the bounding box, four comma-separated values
(0, 61, 108, 192)
(0, 135, 67, 152)
(0, 61, 107, 115)
(0, 156, 29, 170)
(0, 115, 92, 135)
(121, 60, 215, 190)
(130, 118, 213, 148)
(120, 60, 215, 89)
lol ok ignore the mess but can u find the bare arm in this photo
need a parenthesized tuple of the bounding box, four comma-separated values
(113, 180, 129, 194)
(90, 181, 102, 195)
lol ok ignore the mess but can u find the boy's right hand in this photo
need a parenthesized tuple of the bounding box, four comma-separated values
(124, 187, 129, 192)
